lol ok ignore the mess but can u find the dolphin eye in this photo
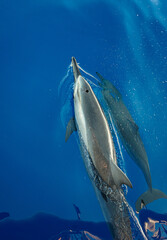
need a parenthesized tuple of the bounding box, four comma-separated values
(85, 89, 89, 93)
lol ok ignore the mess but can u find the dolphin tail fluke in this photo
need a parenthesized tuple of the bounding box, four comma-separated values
(135, 188, 167, 213)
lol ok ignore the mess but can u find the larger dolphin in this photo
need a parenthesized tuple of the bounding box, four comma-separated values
(65, 57, 147, 240)
(96, 72, 167, 212)
(66, 57, 132, 190)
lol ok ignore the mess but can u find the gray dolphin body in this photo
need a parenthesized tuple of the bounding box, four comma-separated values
(96, 73, 152, 190)
(65, 58, 147, 240)
(68, 57, 132, 190)
(96, 72, 167, 212)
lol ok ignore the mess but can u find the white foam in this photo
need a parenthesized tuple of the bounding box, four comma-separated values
(78, 65, 100, 83)
(58, 64, 72, 96)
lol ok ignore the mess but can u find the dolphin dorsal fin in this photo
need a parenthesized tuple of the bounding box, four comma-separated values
(109, 160, 133, 189)
(65, 117, 77, 142)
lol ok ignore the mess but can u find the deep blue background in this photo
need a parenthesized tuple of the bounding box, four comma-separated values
(0, 0, 167, 222)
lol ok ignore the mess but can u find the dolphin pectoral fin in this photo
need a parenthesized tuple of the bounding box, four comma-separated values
(101, 89, 116, 106)
(65, 117, 77, 142)
(96, 72, 105, 84)
(135, 189, 167, 213)
(127, 119, 139, 133)
(110, 161, 133, 189)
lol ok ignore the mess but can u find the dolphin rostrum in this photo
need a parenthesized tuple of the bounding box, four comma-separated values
(65, 57, 148, 239)
(96, 72, 167, 212)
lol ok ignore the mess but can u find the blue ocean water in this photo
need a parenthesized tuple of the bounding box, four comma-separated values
(0, 0, 167, 239)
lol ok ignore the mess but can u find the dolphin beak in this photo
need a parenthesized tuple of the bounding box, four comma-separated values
(71, 57, 81, 82)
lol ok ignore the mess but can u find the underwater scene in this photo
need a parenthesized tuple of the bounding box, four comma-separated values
(0, 0, 167, 239)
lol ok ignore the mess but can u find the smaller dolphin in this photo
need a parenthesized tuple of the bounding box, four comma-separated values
(96, 72, 167, 211)
(73, 204, 81, 220)
(96, 72, 152, 190)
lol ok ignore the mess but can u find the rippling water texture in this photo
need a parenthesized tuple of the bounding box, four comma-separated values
(0, 0, 167, 236)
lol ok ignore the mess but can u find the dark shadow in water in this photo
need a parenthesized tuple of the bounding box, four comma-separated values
(0, 210, 167, 239)
(0, 212, 111, 240)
